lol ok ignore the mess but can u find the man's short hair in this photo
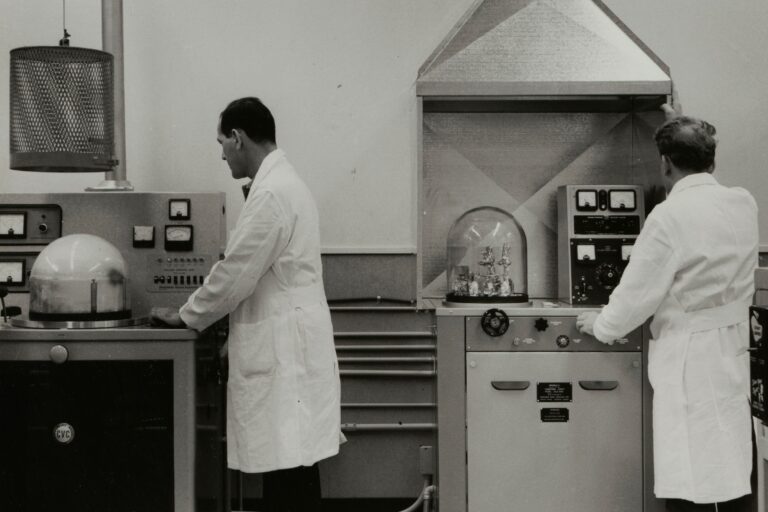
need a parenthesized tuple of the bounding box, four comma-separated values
(653, 116, 717, 172)
(220, 97, 276, 144)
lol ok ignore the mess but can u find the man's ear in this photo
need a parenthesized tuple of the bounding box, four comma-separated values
(231, 129, 243, 148)
(661, 155, 672, 175)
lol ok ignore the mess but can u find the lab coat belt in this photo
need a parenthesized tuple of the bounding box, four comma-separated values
(683, 301, 750, 333)
(280, 282, 327, 310)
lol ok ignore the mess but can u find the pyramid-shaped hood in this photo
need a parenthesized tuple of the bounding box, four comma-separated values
(417, 0, 671, 96)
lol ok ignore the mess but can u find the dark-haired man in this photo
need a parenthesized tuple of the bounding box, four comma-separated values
(577, 108, 758, 511)
(153, 97, 342, 511)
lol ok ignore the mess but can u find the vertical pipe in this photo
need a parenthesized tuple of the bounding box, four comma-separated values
(93, 0, 132, 190)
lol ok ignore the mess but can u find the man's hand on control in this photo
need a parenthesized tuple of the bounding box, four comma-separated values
(151, 307, 186, 327)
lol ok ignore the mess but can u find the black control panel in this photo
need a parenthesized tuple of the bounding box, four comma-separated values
(0, 204, 62, 245)
(569, 239, 634, 305)
(558, 185, 645, 306)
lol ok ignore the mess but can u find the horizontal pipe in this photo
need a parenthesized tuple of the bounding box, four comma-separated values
(334, 331, 434, 339)
(336, 345, 437, 352)
(340, 370, 436, 378)
(341, 423, 437, 432)
(330, 306, 418, 312)
(341, 402, 436, 408)
(338, 356, 435, 364)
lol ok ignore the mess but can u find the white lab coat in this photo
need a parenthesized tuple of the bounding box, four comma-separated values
(179, 149, 343, 473)
(593, 172, 758, 503)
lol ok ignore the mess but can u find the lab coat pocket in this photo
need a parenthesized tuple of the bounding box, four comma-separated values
(233, 319, 277, 379)
(647, 334, 687, 391)
(296, 305, 336, 381)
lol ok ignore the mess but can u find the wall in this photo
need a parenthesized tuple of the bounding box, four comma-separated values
(1, 0, 767, 249)
(604, 0, 768, 245)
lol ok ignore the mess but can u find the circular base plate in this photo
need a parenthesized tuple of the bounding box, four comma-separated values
(445, 293, 529, 304)
(10, 316, 150, 330)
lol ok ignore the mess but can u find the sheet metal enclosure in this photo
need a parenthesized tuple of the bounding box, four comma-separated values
(0, 192, 226, 318)
(0, 329, 196, 511)
(436, 304, 658, 512)
(0, 192, 227, 512)
(417, 98, 666, 306)
(754, 268, 768, 512)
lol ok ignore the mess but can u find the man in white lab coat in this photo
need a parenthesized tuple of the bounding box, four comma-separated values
(577, 109, 758, 512)
(153, 97, 343, 511)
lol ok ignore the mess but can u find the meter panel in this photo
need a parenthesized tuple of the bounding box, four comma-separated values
(558, 185, 645, 305)
(0, 205, 61, 245)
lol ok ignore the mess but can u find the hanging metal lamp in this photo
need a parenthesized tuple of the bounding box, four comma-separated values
(9, 21, 116, 172)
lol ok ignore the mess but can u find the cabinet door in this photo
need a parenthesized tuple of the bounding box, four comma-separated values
(466, 352, 643, 512)
(0, 361, 174, 512)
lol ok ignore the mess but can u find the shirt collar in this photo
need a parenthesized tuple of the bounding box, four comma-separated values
(668, 171, 718, 196)
(250, 148, 286, 189)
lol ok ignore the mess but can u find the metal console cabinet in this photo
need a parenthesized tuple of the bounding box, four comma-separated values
(436, 303, 649, 512)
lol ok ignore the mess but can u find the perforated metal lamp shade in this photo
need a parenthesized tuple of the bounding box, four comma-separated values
(9, 46, 115, 172)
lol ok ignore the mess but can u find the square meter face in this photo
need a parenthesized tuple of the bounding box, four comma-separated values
(0, 260, 25, 285)
(609, 190, 636, 211)
(0, 213, 26, 238)
(575, 190, 598, 211)
(169, 199, 191, 220)
(165, 225, 193, 251)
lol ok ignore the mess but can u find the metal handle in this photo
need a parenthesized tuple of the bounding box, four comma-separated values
(578, 380, 618, 391)
(491, 381, 530, 390)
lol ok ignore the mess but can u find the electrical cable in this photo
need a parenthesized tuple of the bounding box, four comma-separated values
(396, 477, 436, 512)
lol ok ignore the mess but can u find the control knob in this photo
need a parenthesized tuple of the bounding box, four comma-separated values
(481, 308, 509, 337)
(595, 263, 620, 287)
(534, 317, 549, 332)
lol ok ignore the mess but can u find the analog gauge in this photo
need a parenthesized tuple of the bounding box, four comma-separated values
(166, 226, 192, 241)
(576, 244, 596, 261)
(0, 213, 26, 238)
(609, 190, 636, 211)
(169, 199, 191, 220)
(576, 190, 598, 211)
(165, 225, 194, 251)
(134, 226, 154, 241)
(0, 261, 25, 285)
(133, 225, 155, 248)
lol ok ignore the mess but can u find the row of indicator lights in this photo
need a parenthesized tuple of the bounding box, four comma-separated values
(156, 257, 206, 263)
(153, 275, 205, 285)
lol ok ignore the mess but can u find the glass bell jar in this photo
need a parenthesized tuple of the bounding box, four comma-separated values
(28, 234, 131, 320)
(446, 206, 528, 303)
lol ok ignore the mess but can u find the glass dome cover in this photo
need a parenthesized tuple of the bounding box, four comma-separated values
(446, 206, 528, 303)
(28, 233, 131, 320)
